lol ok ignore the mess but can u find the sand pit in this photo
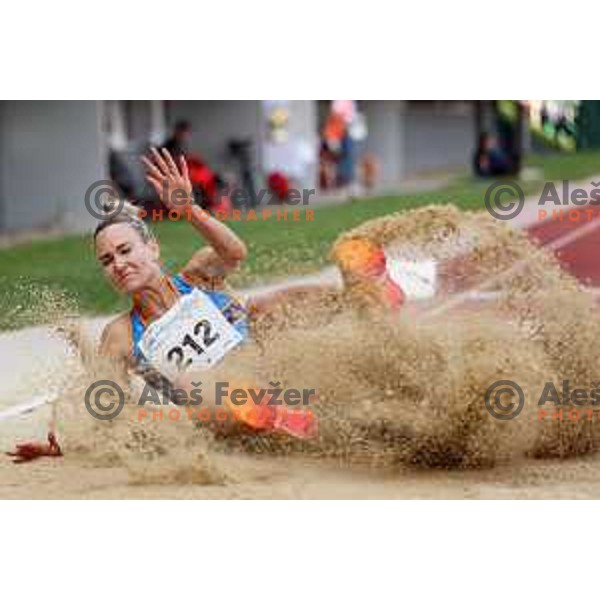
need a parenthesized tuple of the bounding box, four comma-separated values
(2, 205, 600, 499)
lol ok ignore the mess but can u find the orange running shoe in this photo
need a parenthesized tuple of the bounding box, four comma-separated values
(333, 238, 406, 312)
(226, 384, 318, 440)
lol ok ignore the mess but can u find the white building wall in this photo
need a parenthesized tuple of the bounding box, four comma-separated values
(0, 101, 106, 233)
(0, 100, 480, 235)
(167, 101, 262, 176)
(364, 101, 406, 189)
(168, 100, 319, 191)
(403, 102, 475, 174)
(261, 100, 318, 190)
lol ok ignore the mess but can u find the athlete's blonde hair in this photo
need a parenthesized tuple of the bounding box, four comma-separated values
(93, 197, 155, 244)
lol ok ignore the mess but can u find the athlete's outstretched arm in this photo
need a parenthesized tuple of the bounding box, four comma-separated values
(142, 147, 247, 276)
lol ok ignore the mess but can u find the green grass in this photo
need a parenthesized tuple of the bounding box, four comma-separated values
(524, 150, 600, 181)
(2, 150, 600, 329)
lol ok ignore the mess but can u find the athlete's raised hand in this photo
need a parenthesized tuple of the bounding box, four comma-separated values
(142, 148, 193, 215)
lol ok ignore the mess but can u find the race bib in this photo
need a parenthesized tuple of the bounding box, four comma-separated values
(138, 289, 244, 381)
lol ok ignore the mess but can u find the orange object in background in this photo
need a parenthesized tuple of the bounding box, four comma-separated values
(360, 153, 379, 191)
(267, 171, 291, 203)
(185, 154, 230, 214)
(323, 112, 347, 151)
(186, 156, 217, 198)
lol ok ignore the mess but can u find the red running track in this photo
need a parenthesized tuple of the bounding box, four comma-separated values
(526, 205, 600, 286)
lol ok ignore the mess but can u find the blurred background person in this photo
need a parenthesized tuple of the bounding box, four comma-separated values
(473, 133, 514, 177)
(162, 119, 193, 158)
(162, 119, 230, 215)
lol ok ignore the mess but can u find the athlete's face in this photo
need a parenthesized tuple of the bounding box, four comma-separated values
(95, 223, 161, 294)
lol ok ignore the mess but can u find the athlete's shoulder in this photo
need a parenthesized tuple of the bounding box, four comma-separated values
(99, 313, 132, 360)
